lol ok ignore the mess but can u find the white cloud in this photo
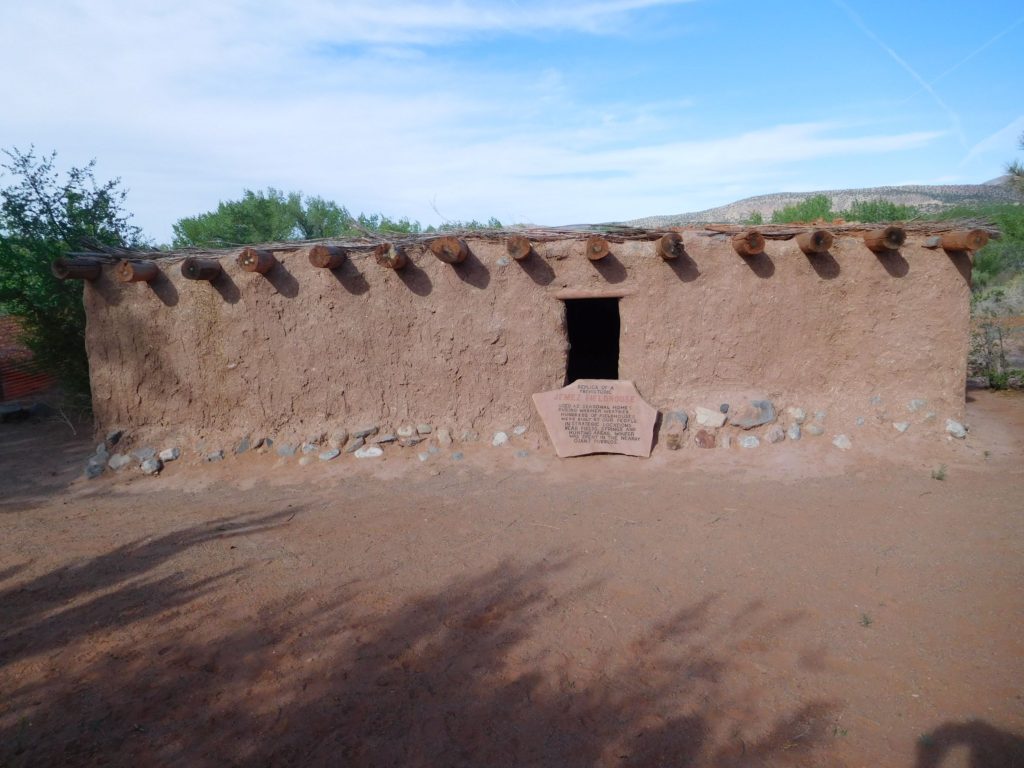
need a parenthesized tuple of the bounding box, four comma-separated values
(0, 0, 947, 241)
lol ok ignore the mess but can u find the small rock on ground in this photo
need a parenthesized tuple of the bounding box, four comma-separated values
(206, 450, 224, 462)
(301, 442, 318, 454)
(397, 426, 415, 438)
(140, 458, 163, 475)
(159, 447, 181, 462)
(492, 432, 509, 447)
(399, 437, 424, 448)
(436, 428, 453, 447)
(354, 446, 383, 459)
(108, 453, 132, 470)
(298, 456, 314, 466)
(739, 436, 760, 449)
(353, 426, 378, 439)
(343, 437, 365, 453)
(452, 451, 465, 461)
(786, 407, 806, 424)
(893, 422, 910, 433)
(328, 430, 349, 450)
(319, 448, 340, 461)
(945, 419, 967, 439)
(805, 424, 825, 436)
(417, 424, 433, 435)
(695, 429, 715, 449)
(277, 444, 297, 457)
(418, 452, 430, 462)
(374, 434, 397, 444)
(235, 436, 251, 455)
(787, 424, 801, 441)
(832, 434, 852, 450)
(766, 425, 785, 444)
(908, 399, 927, 412)
(131, 447, 156, 462)
(513, 425, 527, 436)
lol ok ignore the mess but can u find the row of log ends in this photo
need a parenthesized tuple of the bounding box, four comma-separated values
(51, 228, 991, 282)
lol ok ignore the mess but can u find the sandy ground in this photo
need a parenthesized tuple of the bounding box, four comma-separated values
(1, 391, 1023, 767)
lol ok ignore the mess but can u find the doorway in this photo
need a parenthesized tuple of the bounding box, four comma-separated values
(563, 298, 620, 384)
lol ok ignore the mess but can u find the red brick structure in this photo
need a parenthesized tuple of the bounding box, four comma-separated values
(0, 316, 54, 401)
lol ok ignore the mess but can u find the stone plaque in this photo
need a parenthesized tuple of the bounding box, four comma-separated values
(532, 379, 658, 458)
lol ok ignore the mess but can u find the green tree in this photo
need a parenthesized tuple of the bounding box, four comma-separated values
(0, 147, 144, 397)
(172, 188, 344, 247)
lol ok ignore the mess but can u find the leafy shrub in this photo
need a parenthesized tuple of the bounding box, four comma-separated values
(770, 195, 834, 223)
(843, 199, 919, 222)
(0, 148, 144, 397)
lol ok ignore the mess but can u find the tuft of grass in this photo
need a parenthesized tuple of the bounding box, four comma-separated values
(859, 613, 873, 628)
(931, 465, 947, 481)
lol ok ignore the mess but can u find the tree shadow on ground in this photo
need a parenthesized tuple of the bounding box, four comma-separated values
(1, 532, 841, 767)
(0, 418, 94, 513)
(0, 510, 298, 666)
(915, 720, 1024, 768)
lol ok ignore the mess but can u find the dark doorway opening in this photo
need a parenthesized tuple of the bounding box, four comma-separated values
(564, 298, 620, 384)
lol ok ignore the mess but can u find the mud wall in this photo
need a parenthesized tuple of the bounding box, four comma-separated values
(83, 233, 972, 443)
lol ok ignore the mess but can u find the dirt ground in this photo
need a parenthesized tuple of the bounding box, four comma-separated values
(1, 391, 1022, 767)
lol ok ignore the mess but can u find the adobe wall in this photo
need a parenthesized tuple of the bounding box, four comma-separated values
(82, 231, 972, 446)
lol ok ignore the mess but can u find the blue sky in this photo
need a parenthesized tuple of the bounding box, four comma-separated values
(1, 0, 1022, 243)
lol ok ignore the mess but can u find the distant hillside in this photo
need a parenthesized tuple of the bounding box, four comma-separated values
(624, 179, 1019, 227)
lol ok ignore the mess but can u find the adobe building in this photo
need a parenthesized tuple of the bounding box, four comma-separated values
(56, 224, 987, 457)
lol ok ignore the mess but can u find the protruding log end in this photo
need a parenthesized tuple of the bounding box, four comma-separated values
(374, 243, 408, 270)
(585, 236, 610, 261)
(181, 257, 223, 281)
(656, 233, 684, 261)
(795, 229, 834, 255)
(237, 247, 276, 274)
(863, 226, 906, 253)
(506, 235, 533, 261)
(115, 259, 159, 283)
(429, 236, 469, 264)
(941, 229, 989, 252)
(732, 230, 765, 257)
(308, 244, 347, 270)
(51, 258, 101, 281)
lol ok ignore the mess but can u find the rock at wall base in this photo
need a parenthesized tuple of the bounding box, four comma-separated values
(695, 430, 715, 449)
(729, 400, 776, 430)
(695, 407, 727, 428)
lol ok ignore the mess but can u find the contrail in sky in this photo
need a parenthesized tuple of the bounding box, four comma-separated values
(832, 0, 967, 148)
(929, 14, 1024, 86)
